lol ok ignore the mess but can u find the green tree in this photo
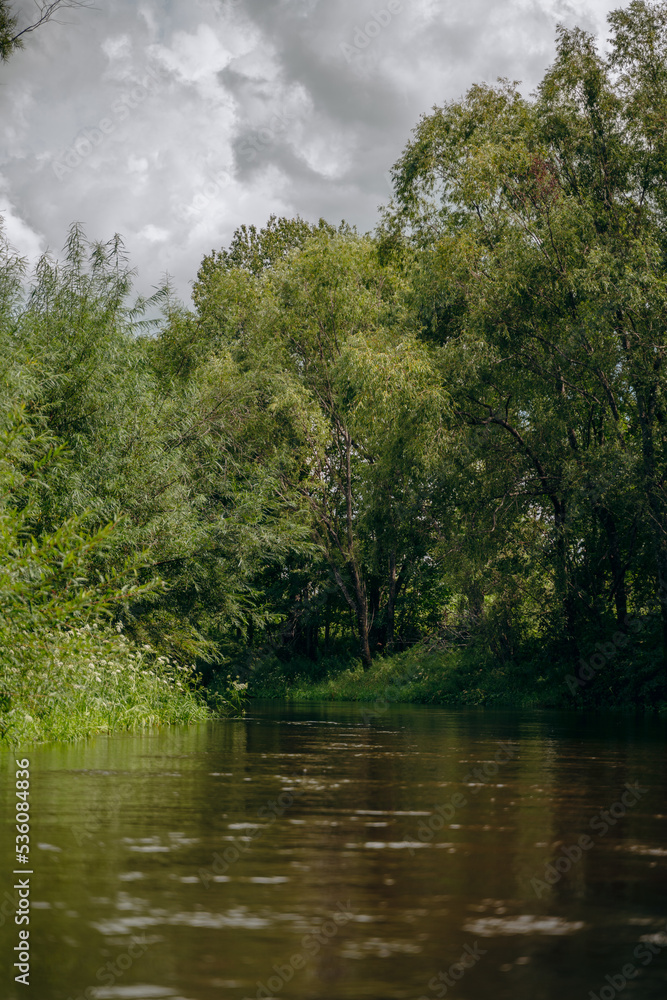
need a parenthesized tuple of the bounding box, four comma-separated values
(194, 222, 447, 668)
(383, 1, 667, 683)
(0, 225, 292, 669)
(0, 408, 152, 635)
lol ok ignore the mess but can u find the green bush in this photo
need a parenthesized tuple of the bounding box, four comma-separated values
(0, 399, 214, 746)
(0, 622, 210, 746)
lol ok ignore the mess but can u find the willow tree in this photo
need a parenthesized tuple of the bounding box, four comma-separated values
(383, 0, 667, 682)
(195, 224, 447, 667)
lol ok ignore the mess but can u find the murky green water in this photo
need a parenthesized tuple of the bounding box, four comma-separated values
(1, 703, 666, 1000)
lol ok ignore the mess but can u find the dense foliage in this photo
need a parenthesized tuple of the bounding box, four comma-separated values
(3, 2, 667, 734)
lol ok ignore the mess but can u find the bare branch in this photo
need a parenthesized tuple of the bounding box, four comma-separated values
(9, 0, 94, 47)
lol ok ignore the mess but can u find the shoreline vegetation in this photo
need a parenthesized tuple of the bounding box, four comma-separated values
(0, 624, 211, 747)
(4, 3, 667, 746)
(241, 619, 666, 711)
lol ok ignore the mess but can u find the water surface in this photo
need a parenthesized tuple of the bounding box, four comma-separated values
(1, 703, 666, 999)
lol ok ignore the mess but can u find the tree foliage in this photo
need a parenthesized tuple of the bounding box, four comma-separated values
(2, 2, 667, 713)
(378, 0, 667, 689)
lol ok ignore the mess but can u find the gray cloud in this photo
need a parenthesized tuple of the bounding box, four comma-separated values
(0, 0, 626, 302)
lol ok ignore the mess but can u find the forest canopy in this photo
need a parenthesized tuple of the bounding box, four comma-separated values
(2, 1, 667, 730)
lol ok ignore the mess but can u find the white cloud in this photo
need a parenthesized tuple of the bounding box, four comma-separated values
(127, 155, 150, 174)
(155, 23, 234, 86)
(0, 0, 631, 305)
(298, 127, 352, 180)
(137, 223, 170, 243)
(101, 34, 133, 62)
(0, 183, 45, 264)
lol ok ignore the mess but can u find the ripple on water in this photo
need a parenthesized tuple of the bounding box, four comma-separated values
(92, 906, 274, 935)
(463, 914, 586, 936)
(88, 988, 191, 999)
(341, 938, 424, 959)
(623, 844, 667, 857)
(246, 876, 290, 883)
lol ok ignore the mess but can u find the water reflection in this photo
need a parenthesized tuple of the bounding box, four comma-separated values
(0, 706, 665, 1000)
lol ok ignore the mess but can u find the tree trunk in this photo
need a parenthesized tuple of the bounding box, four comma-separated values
(356, 606, 373, 668)
(368, 579, 381, 649)
(594, 504, 628, 626)
(324, 600, 330, 651)
(634, 381, 667, 688)
(351, 565, 373, 668)
(386, 550, 397, 653)
(332, 565, 372, 669)
(654, 540, 667, 690)
(554, 498, 579, 663)
(344, 429, 372, 669)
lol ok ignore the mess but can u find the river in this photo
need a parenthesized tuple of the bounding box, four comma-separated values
(1, 703, 666, 999)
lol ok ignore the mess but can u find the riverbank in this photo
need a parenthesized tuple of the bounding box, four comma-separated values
(246, 640, 667, 710)
(0, 623, 213, 747)
(5, 627, 665, 749)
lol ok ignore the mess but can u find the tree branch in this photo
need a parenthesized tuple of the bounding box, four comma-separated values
(9, 1, 94, 48)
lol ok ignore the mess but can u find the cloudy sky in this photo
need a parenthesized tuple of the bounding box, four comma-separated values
(1, 0, 626, 303)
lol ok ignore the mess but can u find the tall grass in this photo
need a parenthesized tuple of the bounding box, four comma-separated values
(0, 622, 212, 747)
